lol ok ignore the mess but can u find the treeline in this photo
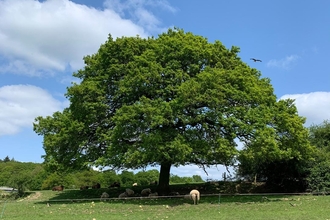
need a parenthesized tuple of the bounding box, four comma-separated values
(0, 159, 204, 192)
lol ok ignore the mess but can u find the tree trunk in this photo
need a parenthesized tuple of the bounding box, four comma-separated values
(157, 162, 171, 195)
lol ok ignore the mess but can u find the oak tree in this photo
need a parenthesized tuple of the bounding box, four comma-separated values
(34, 28, 312, 193)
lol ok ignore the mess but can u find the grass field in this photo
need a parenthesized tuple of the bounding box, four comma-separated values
(1, 189, 330, 220)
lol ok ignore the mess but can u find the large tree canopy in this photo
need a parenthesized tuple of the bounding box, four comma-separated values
(34, 28, 313, 192)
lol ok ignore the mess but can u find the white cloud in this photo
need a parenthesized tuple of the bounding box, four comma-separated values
(0, 84, 65, 136)
(267, 55, 299, 70)
(280, 91, 330, 126)
(0, 0, 173, 76)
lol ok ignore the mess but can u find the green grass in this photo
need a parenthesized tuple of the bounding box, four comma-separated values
(1, 189, 330, 220)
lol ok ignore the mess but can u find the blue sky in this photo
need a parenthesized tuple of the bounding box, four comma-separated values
(0, 0, 329, 180)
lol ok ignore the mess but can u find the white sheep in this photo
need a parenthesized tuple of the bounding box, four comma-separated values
(100, 192, 109, 201)
(125, 188, 135, 196)
(190, 189, 200, 205)
(141, 188, 152, 196)
(148, 192, 158, 198)
(184, 190, 200, 205)
(118, 192, 128, 198)
(132, 183, 138, 186)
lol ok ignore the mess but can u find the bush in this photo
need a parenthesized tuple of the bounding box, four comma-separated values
(307, 161, 330, 192)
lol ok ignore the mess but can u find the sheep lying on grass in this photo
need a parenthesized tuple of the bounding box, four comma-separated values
(126, 188, 135, 196)
(148, 192, 158, 198)
(141, 188, 152, 196)
(118, 188, 135, 198)
(118, 192, 128, 198)
(100, 192, 109, 201)
(184, 189, 200, 205)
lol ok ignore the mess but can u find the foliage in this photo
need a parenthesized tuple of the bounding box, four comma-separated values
(119, 171, 135, 187)
(236, 99, 315, 189)
(41, 173, 65, 189)
(28, 165, 48, 190)
(0, 161, 45, 190)
(70, 170, 101, 188)
(307, 161, 330, 192)
(134, 169, 159, 186)
(8, 173, 31, 196)
(0, 160, 205, 191)
(170, 174, 204, 184)
(192, 175, 204, 182)
(100, 170, 121, 187)
(33, 28, 311, 191)
(306, 121, 330, 191)
(308, 120, 330, 159)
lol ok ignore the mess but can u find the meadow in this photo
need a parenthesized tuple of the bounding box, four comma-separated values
(1, 188, 330, 220)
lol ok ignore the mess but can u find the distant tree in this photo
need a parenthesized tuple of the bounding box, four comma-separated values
(135, 169, 160, 186)
(0, 161, 45, 193)
(182, 176, 195, 183)
(170, 174, 182, 184)
(3, 156, 10, 162)
(34, 28, 312, 194)
(192, 175, 204, 183)
(27, 165, 47, 190)
(119, 171, 135, 187)
(41, 173, 70, 190)
(134, 172, 149, 186)
(101, 170, 120, 187)
(71, 170, 100, 188)
(0, 163, 13, 185)
(170, 174, 193, 184)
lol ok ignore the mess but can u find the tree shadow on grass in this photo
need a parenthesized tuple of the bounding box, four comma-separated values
(32, 181, 306, 206)
(33, 187, 299, 207)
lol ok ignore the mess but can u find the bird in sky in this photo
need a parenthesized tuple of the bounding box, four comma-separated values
(250, 58, 262, 62)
